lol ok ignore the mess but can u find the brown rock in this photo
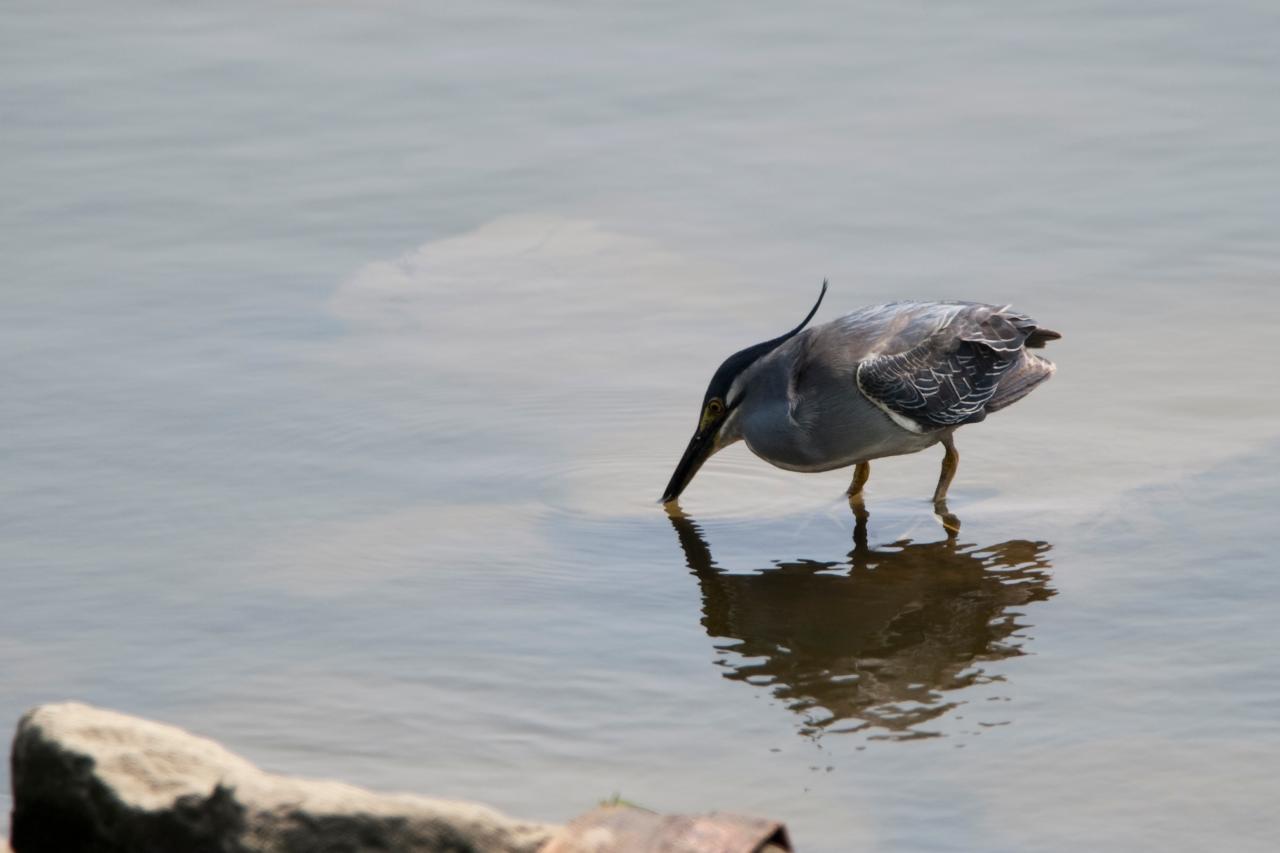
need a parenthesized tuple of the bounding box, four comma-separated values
(542, 806, 791, 853)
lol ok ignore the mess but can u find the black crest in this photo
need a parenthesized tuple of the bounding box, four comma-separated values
(703, 280, 828, 406)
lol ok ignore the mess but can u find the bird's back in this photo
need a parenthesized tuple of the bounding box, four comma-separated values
(819, 300, 1058, 420)
(815, 300, 1029, 360)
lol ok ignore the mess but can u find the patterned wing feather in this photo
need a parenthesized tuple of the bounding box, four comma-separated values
(855, 305, 1035, 431)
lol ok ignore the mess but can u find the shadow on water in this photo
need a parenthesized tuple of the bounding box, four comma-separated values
(667, 505, 1055, 740)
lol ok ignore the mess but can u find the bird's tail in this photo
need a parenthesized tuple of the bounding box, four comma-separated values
(987, 353, 1055, 412)
(1024, 327, 1062, 348)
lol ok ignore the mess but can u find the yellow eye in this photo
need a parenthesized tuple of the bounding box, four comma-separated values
(706, 399, 724, 418)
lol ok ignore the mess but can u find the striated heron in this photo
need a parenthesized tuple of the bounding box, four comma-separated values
(661, 282, 1060, 522)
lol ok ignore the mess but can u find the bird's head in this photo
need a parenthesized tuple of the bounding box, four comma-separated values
(660, 281, 828, 504)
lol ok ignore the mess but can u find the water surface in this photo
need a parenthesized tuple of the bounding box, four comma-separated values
(4, 2, 1280, 850)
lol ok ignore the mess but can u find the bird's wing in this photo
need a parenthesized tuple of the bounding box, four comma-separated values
(855, 304, 1038, 432)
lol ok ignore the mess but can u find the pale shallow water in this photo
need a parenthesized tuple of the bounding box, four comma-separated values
(4, 2, 1280, 850)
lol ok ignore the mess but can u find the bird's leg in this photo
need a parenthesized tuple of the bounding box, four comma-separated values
(847, 461, 871, 499)
(847, 462, 874, 536)
(932, 436, 958, 504)
(933, 436, 961, 538)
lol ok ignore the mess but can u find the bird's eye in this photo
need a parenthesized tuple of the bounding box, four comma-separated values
(706, 399, 724, 417)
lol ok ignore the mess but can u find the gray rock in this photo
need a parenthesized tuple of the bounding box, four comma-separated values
(9, 702, 556, 853)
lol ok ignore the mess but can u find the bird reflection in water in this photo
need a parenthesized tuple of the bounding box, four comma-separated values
(666, 504, 1055, 740)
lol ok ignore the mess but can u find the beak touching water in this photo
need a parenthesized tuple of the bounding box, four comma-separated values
(661, 425, 720, 504)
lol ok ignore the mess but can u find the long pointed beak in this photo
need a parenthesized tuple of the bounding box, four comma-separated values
(661, 428, 718, 503)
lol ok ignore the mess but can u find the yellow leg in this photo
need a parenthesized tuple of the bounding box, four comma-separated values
(932, 437, 958, 504)
(932, 436, 961, 537)
(847, 461, 871, 499)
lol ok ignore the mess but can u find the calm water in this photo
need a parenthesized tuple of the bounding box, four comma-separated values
(4, 2, 1280, 850)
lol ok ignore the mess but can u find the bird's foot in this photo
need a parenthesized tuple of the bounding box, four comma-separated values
(848, 495, 870, 550)
(933, 499, 961, 539)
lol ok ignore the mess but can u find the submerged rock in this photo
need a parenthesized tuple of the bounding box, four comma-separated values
(9, 702, 555, 853)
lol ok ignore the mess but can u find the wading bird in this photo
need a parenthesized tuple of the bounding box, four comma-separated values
(660, 282, 1059, 523)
